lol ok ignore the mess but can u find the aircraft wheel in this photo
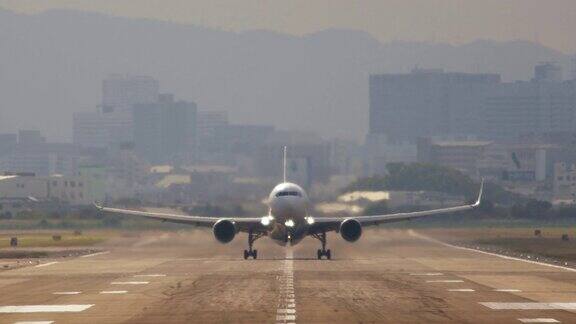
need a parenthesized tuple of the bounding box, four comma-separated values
(253, 249, 258, 259)
(317, 249, 322, 260)
(243, 250, 249, 260)
(326, 249, 332, 260)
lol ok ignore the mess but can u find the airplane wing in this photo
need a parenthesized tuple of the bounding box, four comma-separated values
(309, 180, 484, 233)
(94, 204, 265, 232)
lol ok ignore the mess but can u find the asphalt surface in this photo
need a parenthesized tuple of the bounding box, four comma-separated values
(1, 228, 576, 323)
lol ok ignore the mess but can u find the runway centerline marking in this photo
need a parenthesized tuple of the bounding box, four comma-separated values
(14, 321, 55, 324)
(52, 292, 81, 295)
(134, 274, 166, 277)
(34, 262, 58, 268)
(481, 302, 576, 310)
(426, 280, 464, 283)
(80, 251, 109, 258)
(518, 319, 560, 323)
(0, 304, 94, 313)
(410, 273, 444, 276)
(448, 289, 475, 292)
(276, 248, 296, 324)
(100, 290, 128, 294)
(495, 289, 522, 292)
(111, 281, 149, 285)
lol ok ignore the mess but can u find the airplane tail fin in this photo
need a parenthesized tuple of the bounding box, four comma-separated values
(283, 146, 287, 183)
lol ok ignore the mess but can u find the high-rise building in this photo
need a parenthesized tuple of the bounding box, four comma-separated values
(533, 62, 562, 82)
(197, 111, 229, 154)
(482, 80, 575, 140)
(102, 75, 159, 113)
(369, 69, 501, 142)
(73, 111, 132, 148)
(18, 130, 46, 145)
(73, 75, 160, 148)
(133, 94, 197, 163)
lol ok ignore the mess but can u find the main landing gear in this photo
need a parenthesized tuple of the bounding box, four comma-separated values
(312, 232, 331, 260)
(244, 230, 263, 260)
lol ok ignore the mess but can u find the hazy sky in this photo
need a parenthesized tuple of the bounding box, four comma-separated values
(1, 0, 575, 53)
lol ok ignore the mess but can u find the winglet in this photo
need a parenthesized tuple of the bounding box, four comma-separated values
(93, 201, 104, 210)
(472, 178, 484, 207)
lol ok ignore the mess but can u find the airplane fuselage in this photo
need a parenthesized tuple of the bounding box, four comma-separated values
(266, 182, 312, 246)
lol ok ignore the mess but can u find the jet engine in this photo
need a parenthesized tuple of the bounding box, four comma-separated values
(213, 219, 236, 243)
(339, 219, 362, 242)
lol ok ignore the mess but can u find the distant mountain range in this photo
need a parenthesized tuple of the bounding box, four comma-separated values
(0, 8, 573, 141)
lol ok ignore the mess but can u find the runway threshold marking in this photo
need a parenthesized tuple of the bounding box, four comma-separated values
(34, 262, 58, 268)
(518, 319, 560, 323)
(481, 302, 576, 310)
(276, 248, 296, 324)
(80, 251, 109, 258)
(0, 304, 94, 313)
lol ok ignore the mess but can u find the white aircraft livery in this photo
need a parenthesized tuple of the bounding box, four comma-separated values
(96, 147, 483, 260)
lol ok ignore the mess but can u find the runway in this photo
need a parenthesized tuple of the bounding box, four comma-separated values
(1, 228, 576, 323)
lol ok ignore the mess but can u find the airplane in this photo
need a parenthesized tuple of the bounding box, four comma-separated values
(95, 147, 484, 260)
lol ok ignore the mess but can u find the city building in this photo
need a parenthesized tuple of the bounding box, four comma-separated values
(482, 80, 576, 140)
(73, 75, 160, 148)
(133, 94, 197, 164)
(369, 68, 501, 142)
(73, 111, 132, 148)
(553, 162, 576, 204)
(196, 111, 229, 162)
(417, 138, 492, 177)
(0, 172, 103, 206)
(102, 74, 159, 114)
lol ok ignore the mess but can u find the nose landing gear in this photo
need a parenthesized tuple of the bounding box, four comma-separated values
(243, 230, 262, 260)
(312, 232, 331, 260)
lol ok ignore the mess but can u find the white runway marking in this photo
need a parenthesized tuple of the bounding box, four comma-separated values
(410, 272, 443, 276)
(518, 319, 560, 323)
(34, 262, 58, 268)
(411, 231, 576, 273)
(0, 304, 94, 313)
(481, 302, 576, 310)
(111, 281, 149, 285)
(426, 280, 464, 283)
(448, 289, 475, 292)
(14, 321, 55, 324)
(495, 289, 522, 292)
(134, 274, 166, 277)
(80, 251, 109, 258)
(52, 292, 81, 295)
(99, 290, 127, 294)
(276, 249, 296, 324)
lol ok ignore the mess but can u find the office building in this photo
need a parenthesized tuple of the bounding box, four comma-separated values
(133, 94, 197, 163)
(369, 69, 501, 142)
(102, 75, 159, 113)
